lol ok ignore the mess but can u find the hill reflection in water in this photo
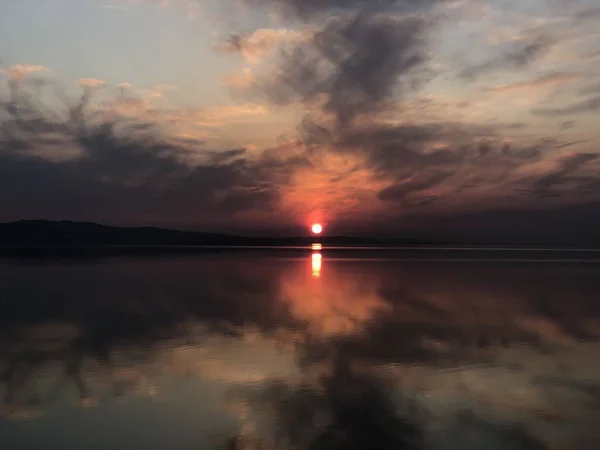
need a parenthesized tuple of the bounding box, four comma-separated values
(1, 250, 600, 449)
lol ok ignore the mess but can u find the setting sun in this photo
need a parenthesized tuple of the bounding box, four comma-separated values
(311, 223, 323, 235)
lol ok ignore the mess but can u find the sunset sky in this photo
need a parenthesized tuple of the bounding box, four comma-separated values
(1, 0, 600, 241)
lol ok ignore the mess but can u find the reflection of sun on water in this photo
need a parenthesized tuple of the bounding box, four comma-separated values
(312, 252, 322, 278)
(279, 255, 390, 337)
(312, 243, 322, 251)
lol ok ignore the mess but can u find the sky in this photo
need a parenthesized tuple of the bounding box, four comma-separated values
(1, 0, 600, 242)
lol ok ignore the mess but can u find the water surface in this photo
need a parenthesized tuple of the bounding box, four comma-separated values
(1, 248, 600, 449)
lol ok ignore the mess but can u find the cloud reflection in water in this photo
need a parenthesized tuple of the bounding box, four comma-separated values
(0, 254, 599, 449)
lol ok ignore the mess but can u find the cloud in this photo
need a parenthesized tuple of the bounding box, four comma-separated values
(3, 0, 600, 242)
(260, 13, 431, 127)
(574, 4, 600, 22)
(0, 77, 305, 230)
(98, 88, 270, 135)
(518, 152, 600, 198)
(377, 170, 453, 204)
(156, 104, 270, 129)
(78, 78, 107, 88)
(222, 68, 257, 90)
(459, 33, 555, 80)
(244, 0, 440, 19)
(579, 81, 600, 96)
(216, 28, 307, 65)
(532, 95, 600, 116)
(560, 120, 576, 130)
(484, 72, 582, 93)
(0, 64, 49, 81)
(207, 0, 600, 234)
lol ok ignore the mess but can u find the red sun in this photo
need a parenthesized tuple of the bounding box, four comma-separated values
(311, 223, 323, 235)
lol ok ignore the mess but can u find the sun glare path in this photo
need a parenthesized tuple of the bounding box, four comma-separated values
(311, 223, 323, 234)
(312, 252, 322, 278)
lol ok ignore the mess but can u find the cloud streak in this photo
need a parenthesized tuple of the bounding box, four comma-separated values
(484, 72, 582, 93)
(460, 33, 555, 80)
(533, 95, 600, 116)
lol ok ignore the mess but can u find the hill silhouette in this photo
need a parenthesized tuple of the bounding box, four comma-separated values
(0, 220, 437, 251)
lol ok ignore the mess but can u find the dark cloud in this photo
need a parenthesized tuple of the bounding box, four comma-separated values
(248, 0, 440, 20)
(552, 140, 588, 150)
(262, 12, 430, 127)
(459, 33, 555, 81)
(3, 74, 598, 239)
(579, 81, 600, 96)
(559, 120, 576, 130)
(574, 4, 600, 22)
(503, 122, 528, 130)
(532, 95, 600, 116)
(378, 170, 452, 203)
(232, 0, 444, 129)
(236, 0, 594, 226)
(334, 122, 544, 189)
(0, 79, 303, 231)
(336, 123, 477, 169)
(521, 153, 600, 198)
(222, 0, 600, 228)
(2, 0, 599, 239)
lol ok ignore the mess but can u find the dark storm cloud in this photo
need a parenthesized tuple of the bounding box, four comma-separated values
(0, 79, 303, 229)
(459, 33, 555, 80)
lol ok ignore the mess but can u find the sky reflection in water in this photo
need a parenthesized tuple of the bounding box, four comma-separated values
(1, 250, 600, 449)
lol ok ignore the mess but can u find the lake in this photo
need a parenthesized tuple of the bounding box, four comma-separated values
(1, 248, 600, 449)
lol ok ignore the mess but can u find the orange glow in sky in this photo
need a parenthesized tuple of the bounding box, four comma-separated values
(311, 223, 323, 234)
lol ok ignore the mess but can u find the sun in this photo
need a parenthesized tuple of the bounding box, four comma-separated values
(311, 223, 323, 235)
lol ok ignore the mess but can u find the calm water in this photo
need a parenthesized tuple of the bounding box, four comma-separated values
(1, 248, 600, 449)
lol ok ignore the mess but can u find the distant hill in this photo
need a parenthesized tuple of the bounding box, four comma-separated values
(0, 220, 437, 248)
(0, 220, 241, 247)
